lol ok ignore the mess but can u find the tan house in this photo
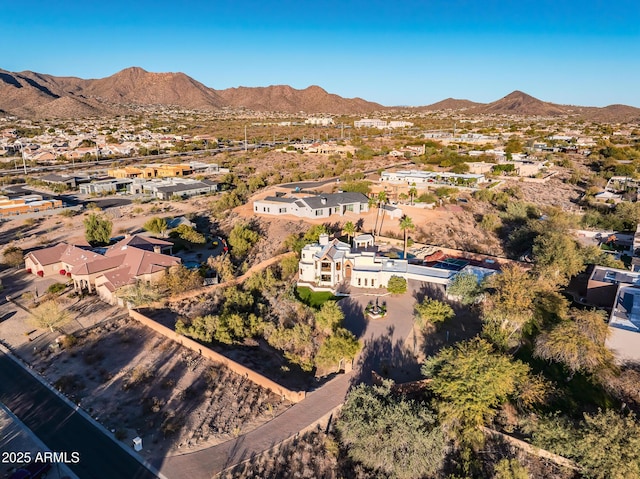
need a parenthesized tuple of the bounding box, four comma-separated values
(24, 235, 180, 303)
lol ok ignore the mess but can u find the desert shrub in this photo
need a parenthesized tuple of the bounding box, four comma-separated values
(2, 245, 24, 267)
(47, 282, 67, 295)
(386, 275, 407, 294)
(59, 334, 77, 349)
(54, 374, 85, 394)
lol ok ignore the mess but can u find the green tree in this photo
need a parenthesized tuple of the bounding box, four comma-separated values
(143, 217, 168, 237)
(337, 382, 446, 479)
(83, 213, 112, 246)
(342, 221, 356, 245)
(505, 136, 523, 154)
(30, 300, 72, 332)
(160, 265, 203, 295)
(314, 300, 344, 334)
(170, 224, 205, 244)
(408, 184, 418, 206)
(266, 323, 316, 371)
(315, 328, 360, 371)
(481, 264, 538, 350)
(533, 231, 585, 287)
(531, 410, 640, 479)
(386, 275, 407, 294)
(534, 309, 613, 375)
(279, 254, 299, 280)
(480, 213, 501, 232)
(415, 298, 455, 326)
(448, 271, 483, 305)
(117, 280, 160, 307)
(399, 215, 415, 259)
(423, 338, 531, 445)
(493, 459, 530, 479)
(228, 222, 260, 258)
(373, 191, 387, 236)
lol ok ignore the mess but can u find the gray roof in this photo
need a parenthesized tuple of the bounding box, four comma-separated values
(300, 192, 368, 210)
(261, 196, 298, 204)
(155, 182, 212, 195)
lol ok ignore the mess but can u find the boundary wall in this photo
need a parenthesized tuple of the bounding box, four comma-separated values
(128, 309, 306, 403)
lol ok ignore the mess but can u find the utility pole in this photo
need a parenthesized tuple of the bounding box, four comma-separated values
(16, 140, 27, 174)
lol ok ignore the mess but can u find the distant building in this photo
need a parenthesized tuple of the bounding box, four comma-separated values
(108, 164, 195, 179)
(80, 178, 133, 195)
(130, 178, 218, 200)
(0, 195, 63, 217)
(380, 170, 487, 187)
(388, 121, 414, 128)
(305, 117, 334, 126)
(39, 173, 90, 189)
(354, 119, 388, 128)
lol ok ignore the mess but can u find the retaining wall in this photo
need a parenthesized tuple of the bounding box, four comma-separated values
(128, 309, 306, 403)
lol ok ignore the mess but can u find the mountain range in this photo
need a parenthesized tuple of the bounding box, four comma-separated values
(0, 66, 638, 122)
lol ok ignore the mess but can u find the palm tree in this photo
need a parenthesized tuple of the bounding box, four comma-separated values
(374, 191, 388, 237)
(399, 215, 415, 260)
(343, 221, 356, 246)
(409, 184, 418, 206)
(398, 192, 409, 203)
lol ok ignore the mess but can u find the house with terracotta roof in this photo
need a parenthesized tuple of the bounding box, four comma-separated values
(24, 235, 180, 303)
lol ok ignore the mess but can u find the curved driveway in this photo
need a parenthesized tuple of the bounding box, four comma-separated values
(155, 281, 423, 479)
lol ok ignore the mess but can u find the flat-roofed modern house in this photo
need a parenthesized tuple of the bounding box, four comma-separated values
(253, 192, 369, 218)
(129, 178, 218, 199)
(79, 178, 133, 195)
(0, 195, 63, 217)
(585, 265, 640, 363)
(297, 234, 495, 290)
(380, 170, 487, 187)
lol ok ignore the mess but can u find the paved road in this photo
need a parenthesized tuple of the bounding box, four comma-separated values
(0, 351, 159, 479)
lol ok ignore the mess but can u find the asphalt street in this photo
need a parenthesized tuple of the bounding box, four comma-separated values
(0, 351, 159, 479)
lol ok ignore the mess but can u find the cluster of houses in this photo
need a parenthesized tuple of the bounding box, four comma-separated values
(0, 126, 218, 163)
(37, 161, 223, 199)
(24, 235, 180, 305)
(80, 177, 218, 200)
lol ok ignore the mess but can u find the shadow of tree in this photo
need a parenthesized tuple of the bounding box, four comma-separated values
(351, 331, 421, 386)
(413, 282, 446, 304)
(340, 297, 367, 339)
(420, 303, 482, 358)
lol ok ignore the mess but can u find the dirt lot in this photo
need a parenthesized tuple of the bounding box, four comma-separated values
(26, 315, 291, 458)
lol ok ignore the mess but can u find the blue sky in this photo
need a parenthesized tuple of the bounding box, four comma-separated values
(2, 0, 639, 107)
